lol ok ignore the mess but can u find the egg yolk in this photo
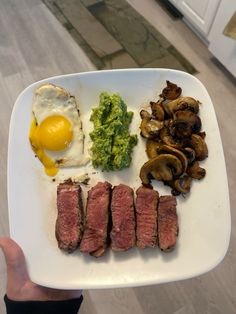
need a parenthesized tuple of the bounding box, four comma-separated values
(29, 115, 73, 176)
(39, 115, 73, 151)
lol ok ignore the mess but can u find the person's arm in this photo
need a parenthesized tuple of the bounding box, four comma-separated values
(0, 237, 83, 314)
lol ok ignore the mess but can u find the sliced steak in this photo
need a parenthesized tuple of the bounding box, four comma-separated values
(56, 181, 84, 253)
(136, 186, 159, 248)
(110, 184, 136, 251)
(158, 195, 178, 251)
(80, 181, 111, 257)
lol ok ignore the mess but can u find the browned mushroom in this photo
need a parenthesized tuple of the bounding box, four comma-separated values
(140, 109, 151, 120)
(160, 80, 182, 100)
(183, 147, 196, 164)
(198, 131, 206, 139)
(158, 145, 188, 173)
(140, 110, 164, 139)
(170, 111, 202, 138)
(190, 134, 208, 161)
(163, 97, 200, 117)
(187, 161, 206, 179)
(159, 126, 183, 149)
(146, 140, 163, 159)
(140, 154, 183, 185)
(139, 80, 208, 196)
(174, 174, 192, 194)
(150, 101, 165, 121)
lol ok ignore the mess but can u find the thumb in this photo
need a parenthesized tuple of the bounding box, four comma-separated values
(0, 237, 30, 286)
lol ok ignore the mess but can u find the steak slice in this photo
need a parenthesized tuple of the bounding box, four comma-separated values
(110, 184, 135, 251)
(56, 181, 84, 253)
(80, 181, 111, 257)
(136, 186, 159, 248)
(158, 195, 178, 251)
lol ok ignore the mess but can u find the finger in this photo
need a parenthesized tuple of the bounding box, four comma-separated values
(0, 237, 30, 287)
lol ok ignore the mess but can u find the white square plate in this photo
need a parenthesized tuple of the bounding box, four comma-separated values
(8, 69, 230, 289)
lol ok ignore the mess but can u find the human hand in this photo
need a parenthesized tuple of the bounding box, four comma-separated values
(0, 237, 82, 301)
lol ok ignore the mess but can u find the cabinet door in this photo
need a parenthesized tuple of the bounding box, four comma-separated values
(169, 0, 221, 35)
(208, 0, 236, 78)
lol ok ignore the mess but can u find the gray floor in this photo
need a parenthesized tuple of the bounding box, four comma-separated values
(0, 0, 235, 313)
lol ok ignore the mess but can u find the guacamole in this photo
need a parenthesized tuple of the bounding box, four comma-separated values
(90, 92, 138, 171)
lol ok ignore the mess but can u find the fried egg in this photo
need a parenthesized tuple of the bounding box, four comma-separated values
(29, 83, 86, 176)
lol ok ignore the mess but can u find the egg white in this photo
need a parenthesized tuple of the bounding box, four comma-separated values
(32, 83, 87, 167)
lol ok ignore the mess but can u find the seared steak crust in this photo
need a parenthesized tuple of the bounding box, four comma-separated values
(56, 182, 84, 253)
(80, 181, 112, 257)
(136, 186, 159, 248)
(110, 184, 136, 251)
(158, 195, 178, 251)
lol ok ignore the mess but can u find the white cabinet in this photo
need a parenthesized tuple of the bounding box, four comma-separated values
(168, 0, 236, 78)
(208, 0, 236, 78)
(169, 0, 221, 36)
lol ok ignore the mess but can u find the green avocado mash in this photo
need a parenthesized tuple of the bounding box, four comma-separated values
(90, 92, 138, 171)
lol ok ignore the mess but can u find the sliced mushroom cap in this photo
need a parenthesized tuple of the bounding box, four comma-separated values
(146, 140, 163, 159)
(140, 154, 183, 185)
(187, 161, 206, 179)
(198, 131, 206, 139)
(140, 109, 151, 119)
(140, 110, 164, 139)
(170, 111, 202, 138)
(158, 144, 188, 173)
(183, 147, 196, 164)
(150, 101, 165, 121)
(140, 119, 164, 139)
(159, 126, 183, 149)
(191, 134, 208, 161)
(160, 81, 182, 100)
(164, 97, 200, 117)
(174, 174, 192, 194)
